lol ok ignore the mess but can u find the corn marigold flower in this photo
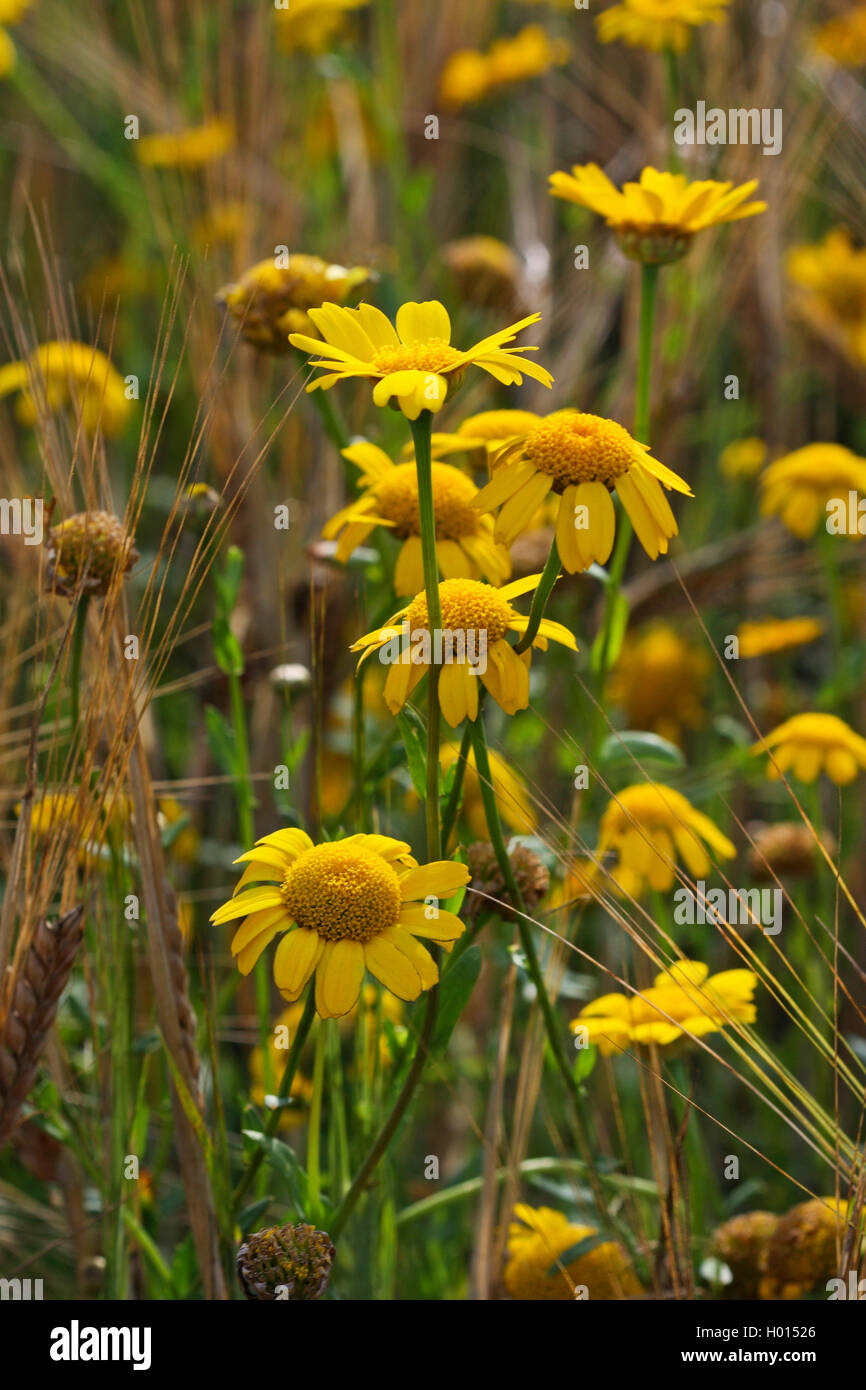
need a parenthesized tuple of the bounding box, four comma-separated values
(275, 0, 368, 55)
(237, 1222, 336, 1300)
(504, 1204, 642, 1300)
(0, 340, 131, 436)
(136, 118, 234, 169)
(787, 229, 866, 367)
(210, 830, 469, 1019)
(289, 299, 553, 419)
(440, 741, 537, 838)
(439, 26, 570, 109)
(608, 625, 709, 745)
(596, 782, 736, 897)
(751, 711, 866, 785)
(813, 6, 866, 67)
(758, 1198, 851, 1301)
(760, 443, 866, 538)
(736, 617, 823, 659)
(572, 959, 757, 1055)
(428, 410, 545, 471)
(473, 409, 691, 567)
(549, 164, 766, 265)
(323, 440, 510, 594)
(719, 436, 767, 479)
(596, 0, 731, 52)
(351, 575, 577, 726)
(45, 510, 138, 599)
(712, 1211, 779, 1298)
(217, 254, 373, 353)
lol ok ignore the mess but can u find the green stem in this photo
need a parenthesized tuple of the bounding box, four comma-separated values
(232, 989, 317, 1214)
(442, 722, 473, 848)
(409, 410, 443, 860)
(514, 539, 561, 654)
(69, 595, 90, 730)
(228, 667, 270, 1090)
(307, 1016, 328, 1222)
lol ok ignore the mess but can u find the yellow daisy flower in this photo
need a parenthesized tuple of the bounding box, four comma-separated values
(549, 164, 766, 265)
(288, 299, 553, 420)
(504, 1204, 642, 1301)
(787, 229, 866, 368)
(736, 617, 823, 659)
(0, 340, 131, 436)
(571, 959, 757, 1055)
(0, 0, 32, 77)
(759, 443, 866, 539)
(136, 118, 234, 170)
(218, 254, 373, 353)
(439, 26, 570, 109)
(351, 575, 578, 727)
(814, 7, 866, 67)
(596, 0, 731, 53)
(423, 410, 545, 472)
(751, 712, 866, 785)
(719, 437, 767, 479)
(596, 782, 736, 897)
(275, 0, 369, 55)
(472, 409, 692, 568)
(323, 440, 510, 594)
(608, 624, 710, 745)
(210, 830, 469, 1020)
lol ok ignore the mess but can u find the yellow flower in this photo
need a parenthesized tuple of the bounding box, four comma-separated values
(323, 440, 510, 594)
(550, 164, 765, 264)
(275, 0, 368, 55)
(440, 741, 537, 839)
(23, 790, 131, 867)
(351, 575, 578, 727)
(719, 437, 767, 479)
(289, 300, 552, 419)
(596, 0, 731, 52)
(814, 7, 866, 67)
(0, 0, 32, 77)
(0, 341, 131, 436)
(571, 959, 758, 1055)
(751, 712, 866, 785)
(504, 1204, 642, 1300)
(428, 410, 545, 471)
(608, 625, 709, 745)
(759, 443, 866, 539)
(218, 254, 373, 353)
(596, 782, 736, 897)
(210, 830, 469, 1019)
(473, 409, 691, 567)
(787, 229, 866, 367)
(736, 617, 823, 659)
(136, 118, 234, 170)
(192, 200, 251, 249)
(439, 26, 570, 109)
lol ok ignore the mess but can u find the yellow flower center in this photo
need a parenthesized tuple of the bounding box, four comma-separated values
(525, 411, 639, 489)
(406, 577, 513, 640)
(371, 338, 464, 375)
(376, 463, 479, 539)
(280, 842, 402, 943)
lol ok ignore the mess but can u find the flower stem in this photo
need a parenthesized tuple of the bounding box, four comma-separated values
(307, 1015, 328, 1223)
(514, 539, 561, 654)
(231, 989, 316, 1215)
(69, 595, 90, 730)
(409, 410, 443, 859)
(442, 722, 473, 848)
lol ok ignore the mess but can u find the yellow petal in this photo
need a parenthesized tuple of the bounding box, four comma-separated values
(399, 860, 470, 900)
(273, 927, 324, 996)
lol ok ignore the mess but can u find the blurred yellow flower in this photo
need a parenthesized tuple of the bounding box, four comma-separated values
(290, 300, 552, 419)
(550, 164, 765, 264)
(736, 617, 822, 659)
(759, 443, 866, 539)
(608, 625, 709, 745)
(440, 741, 536, 839)
(323, 440, 510, 594)
(571, 959, 757, 1055)
(218, 254, 372, 353)
(814, 7, 866, 67)
(439, 26, 570, 110)
(596, 0, 731, 52)
(0, 0, 32, 77)
(787, 229, 866, 367)
(596, 782, 735, 897)
(473, 410, 691, 568)
(193, 200, 251, 249)
(752, 712, 866, 785)
(275, 0, 368, 55)
(504, 1204, 642, 1300)
(136, 118, 234, 170)
(211, 830, 469, 1019)
(719, 437, 767, 479)
(441, 236, 521, 311)
(0, 341, 131, 436)
(430, 410, 545, 471)
(352, 576, 577, 726)
(158, 797, 200, 866)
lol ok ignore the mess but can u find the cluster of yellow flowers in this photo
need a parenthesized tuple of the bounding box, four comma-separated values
(439, 25, 571, 110)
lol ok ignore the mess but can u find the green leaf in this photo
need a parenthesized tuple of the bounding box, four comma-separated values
(431, 946, 481, 1057)
(572, 1042, 597, 1083)
(205, 704, 237, 775)
(590, 590, 629, 674)
(241, 1130, 306, 1213)
(598, 729, 685, 769)
(238, 1195, 274, 1234)
(396, 706, 429, 800)
(545, 1231, 605, 1278)
(214, 545, 245, 615)
(212, 615, 245, 676)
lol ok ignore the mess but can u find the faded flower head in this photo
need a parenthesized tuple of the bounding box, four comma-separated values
(237, 1222, 336, 1300)
(218, 254, 373, 353)
(466, 839, 549, 920)
(712, 1211, 779, 1298)
(747, 821, 836, 881)
(758, 1198, 850, 1300)
(45, 511, 138, 599)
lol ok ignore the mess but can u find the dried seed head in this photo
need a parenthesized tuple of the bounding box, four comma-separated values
(237, 1222, 336, 1301)
(45, 510, 138, 598)
(712, 1211, 779, 1298)
(466, 839, 549, 920)
(758, 1198, 848, 1300)
(747, 820, 837, 880)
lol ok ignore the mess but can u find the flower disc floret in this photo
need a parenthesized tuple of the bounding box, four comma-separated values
(280, 843, 402, 942)
(405, 577, 513, 641)
(525, 411, 639, 489)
